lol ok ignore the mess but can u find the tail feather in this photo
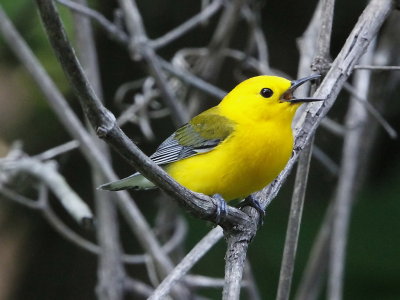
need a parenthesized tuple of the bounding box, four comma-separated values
(98, 173, 155, 191)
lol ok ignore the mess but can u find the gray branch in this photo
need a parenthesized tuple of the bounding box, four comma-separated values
(148, 227, 224, 299)
(71, 0, 126, 299)
(0, 158, 92, 224)
(276, 140, 314, 300)
(118, 0, 189, 126)
(0, 3, 179, 281)
(220, 1, 393, 298)
(277, 0, 334, 299)
(150, 0, 223, 49)
(327, 34, 375, 300)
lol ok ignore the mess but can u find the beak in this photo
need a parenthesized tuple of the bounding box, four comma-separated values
(281, 74, 324, 104)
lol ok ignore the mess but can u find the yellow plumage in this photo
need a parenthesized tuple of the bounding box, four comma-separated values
(167, 76, 298, 200)
(100, 75, 321, 204)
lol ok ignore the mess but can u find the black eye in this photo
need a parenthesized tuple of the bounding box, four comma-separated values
(260, 88, 273, 98)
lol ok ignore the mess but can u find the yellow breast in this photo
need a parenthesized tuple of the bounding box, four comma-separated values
(166, 119, 294, 201)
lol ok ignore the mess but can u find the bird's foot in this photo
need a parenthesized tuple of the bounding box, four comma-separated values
(238, 195, 265, 227)
(212, 193, 228, 224)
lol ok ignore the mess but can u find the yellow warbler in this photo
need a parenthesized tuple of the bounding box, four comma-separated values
(100, 75, 322, 220)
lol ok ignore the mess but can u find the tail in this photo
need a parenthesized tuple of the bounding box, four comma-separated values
(98, 173, 155, 191)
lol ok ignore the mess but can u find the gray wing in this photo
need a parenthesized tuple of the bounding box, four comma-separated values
(149, 130, 221, 165)
(149, 109, 235, 166)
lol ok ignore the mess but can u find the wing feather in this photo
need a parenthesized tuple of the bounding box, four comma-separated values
(149, 107, 235, 166)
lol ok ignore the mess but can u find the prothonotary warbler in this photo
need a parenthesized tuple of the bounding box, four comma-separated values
(100, 74, 322, 221)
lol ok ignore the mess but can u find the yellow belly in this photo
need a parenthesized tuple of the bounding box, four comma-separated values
(166, 121, 293, 201)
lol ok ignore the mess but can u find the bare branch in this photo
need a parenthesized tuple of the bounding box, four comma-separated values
(56, 0, 129, 44)
(149, 227, 224, 299)
(118, 0, 189, 126)
(206, 4, 397, 298)
(242, 260, 262, 300)
(0, 182, 109, 256)
(150, 0, 223, 49)
(222, 225, 254, 300)
(71, 1, 126, 298)
(0, 157, 92, 224)
(311, 0, 335, 74)
(184, 275, 226, 289)
(312, 145, 339, 176)
(343, 82, 397, 138)
(0, 3, 179, 280)
(294, 205, 333, 300)
(124, 277, 153, 298)
(33, 140, 79, 160)
(277, 0, 334, 297)
(159, 57, 226, 99)
(327, 37, 376, 300)
(296, 13, 400, 299)
(276, 139, 314, 300)
(42, 198, 101, 253)
(256, 0, 393, 216)
(320, 118, 346, 137)
(197, 0, 248, 82)
(241, 4, 270, 74)
(353, 65, 400, 70)
(0, 186, 42, 210)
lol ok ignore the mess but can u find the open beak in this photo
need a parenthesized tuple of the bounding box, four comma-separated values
(280, 74, 324, 104)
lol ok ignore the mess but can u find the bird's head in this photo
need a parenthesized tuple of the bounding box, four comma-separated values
(219, 75, 323, 123)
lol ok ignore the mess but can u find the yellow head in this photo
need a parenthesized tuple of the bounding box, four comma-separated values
(218, 75, 322, 123)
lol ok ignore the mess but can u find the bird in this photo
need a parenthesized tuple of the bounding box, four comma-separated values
(99, 74, 322, 222)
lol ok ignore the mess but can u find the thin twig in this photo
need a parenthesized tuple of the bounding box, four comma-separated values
(243, 260, 262, 300)
(0, 186, 42, 210)
(276, 0, 334, 297)
(327, 37, 376, 300)
(33, 140, 79, 160)
(56, 0, 129, 44)
(343, 82, 397, 139)
(71, 1, 126, 298)
(241, 4, 270, 74)
(197, 0, 247, 81)
(150, 0, 223, 49)
(1, 178, 191, 265)
(312, 0, 335, 73)
(353, 65, 400, 70)
(0, 184, 106, 254)
(312, 145, 339, 176)
(188, 0, 248, 114)
(320, 118, 346, 137)
(148, 227, 224, 299)
(0, 158, 92, 224)
(124, 277, 153, 298)
(184, 275, 236, 289)
(159, 57, 226, 99)
(118, 0, 189, 126)
(276, 139, 314, 300)
(294, 204, 333, 300)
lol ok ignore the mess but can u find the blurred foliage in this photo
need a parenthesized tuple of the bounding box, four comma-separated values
(0, 0, 399, 299)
